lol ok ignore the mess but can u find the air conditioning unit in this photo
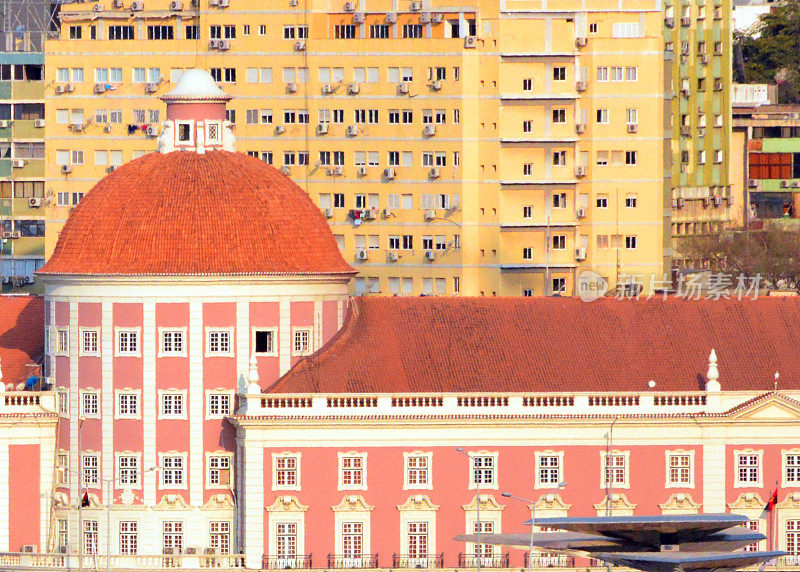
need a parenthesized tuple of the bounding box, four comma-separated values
(145, 82, 158, 93)
(353, 12, 365, 23)
(702, 197, 710, 208)
(574, 166, 587, 177)
(431, 80, 442, 90)
(106, 166, 117, 173)
(347, 82, 360, 94)
(20, 545, 36, 553)
(130, 0, 143, 9)
(627, 123, 638, 133)
(680, 16, 691, 26)
(145, 125, 158, 137)
(385, 12, 397, 23)
(748, 179, 758, 188)
(334, 166, 344, 176)
(398, 82, 410, 94)
(169, 0, 182, 8)
(382, 208, 392, 218)
(294, 40, 306, 51)
(209, 39, 220, 49)
(316, 123, 328, 134)
(275, 125, 286, 134)
(357, 166, 368, 176)
(209, 0, 218, 5)
(424, 209, 436, 221)
(344, 125, 358, 137)
(286, 82, 298, 93)
(575, 247, 586, 261)
(322, 83, 334, 94)
(781, 180, 791, 188)
(383, 168, 396, 180)
(65, 83, 75, 92)
(218, 0, 229, 6)
(575, 36, 587, 47)
(94, 84, 107, 94)
(432, 13, 443, 23)
(61, 164, 72, 174)
(423, 125, 436, 136)
(69, 122, 84, 132)
(700, 54, 709, 65)
(28, 197, 42, 208)
(429, 167, 440, 179)
(680, 125, 691, 136)
(575, 123, 586, 134)
(676, 197, 685, 209)
(410, 1, 421, 10)
(218, 39, 231, 50)
(343, 1, 355, 10)
(0, 120, 8, 128)
(713, 196, 722, 207)
(281, 165, 291, 175)
(323, 208, 334, 218)
(92, 3, 103, 10)
(388, 251, 399, 262)
(12, 159, 25, 168)
(55, 84, 66, 94)
(713, 80, 723, 91)
(576, 80, 587, 92)
(420, 13, 431, 23)
(665, 16, 675, 27)
(425, 250, 437, 261)
(112, 0, 123, 7)
(34, 119, 45, 128)
(356, 249, 369, 260)
(362, 209, 376, 220)
(464, 35, 477, 48)
(576, 207, 586, 219)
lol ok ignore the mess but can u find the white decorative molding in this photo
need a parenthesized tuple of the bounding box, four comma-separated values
(202, 493, 235, 510)
(333, 494, 375, 512)
(660, 492, 701, 514)
(461, 494, 504, 512)
(593, 493, 637, 515)
(728, 492, 766, 510)
(155, 493, 191, 510)
(532, 492, 572, 512)
(266, 495, 309, 512)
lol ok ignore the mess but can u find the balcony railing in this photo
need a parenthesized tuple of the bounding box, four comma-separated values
(458, 553, 510, 568)
(0, 553, 245, 569)
(327, 554, 379, 568)
(524, 554, 575, 568)
(263, 555, 313, 569)
(392, 553, 443, 569)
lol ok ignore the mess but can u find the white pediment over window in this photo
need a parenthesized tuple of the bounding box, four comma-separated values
(727, 492, 766, 510)
(593, 493, 637, 515)
(333, 494, 374, 512)
(462, 493, 504, 512)
(660, 492, 701, 513)
(398, 494, 439, 512)
(728, 392, 800, 420)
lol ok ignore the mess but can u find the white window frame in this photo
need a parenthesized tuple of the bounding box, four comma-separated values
(403, 451, 433, 490)
(338, 452, 367, 491)
(272, 452, 302, 491)
(158, 390, 188, 420)
(535, 450, 564, 489)
(600, 450, 630, 489)
(79, 328, 101, 357)
(114, 327, 141, 357)
(115, 451, 142, 490)
(80, 389, 101, 419)
(665, 449, 695, 488)
(252, 327, 278, 356)
(158, 328, 187, 357)
(784, 449, 800, 488)
(55, 328, 70, 356)
(82, 452, 100, 486)
(205, 327, 234, 357)
(159, 452, 188, 490)
(735, 449, 763, 488)
(206, 390, 234, 419)
(292, 328, 312, 356)
(206, 451, 234, 489)
(468, 451, 498, 490)
(115, 389, 142, 420)
(57, 388, 69, 417)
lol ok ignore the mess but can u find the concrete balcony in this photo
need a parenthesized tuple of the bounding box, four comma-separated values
(13, 119, 45, 140)
(11, 81, 44, 101)
(0, 391, 55, 413)
(0, 552, 245, 569)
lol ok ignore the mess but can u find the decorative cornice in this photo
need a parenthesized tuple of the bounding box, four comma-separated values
(660, 492, 701, 512)
(266, 495, 309, 512)
(155, 493, 191, 510)
(332, 494, 374, 512)
(397, 494, 439, 512)
(728, 492, 766, 510)
(202, 493, 235, 511)
(593, 493, 637, 512)
(532, 493, 572, 512)
(462, 494, 504, 512)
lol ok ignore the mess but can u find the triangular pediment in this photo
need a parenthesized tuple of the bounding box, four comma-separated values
(727, 393, 800, 420)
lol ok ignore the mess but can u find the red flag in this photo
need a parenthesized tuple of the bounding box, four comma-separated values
(80, 492, 90, 508)
(767, 488, 778, 511)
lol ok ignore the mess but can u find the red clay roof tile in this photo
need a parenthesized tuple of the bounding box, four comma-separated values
(39, 151, 354, 276)
(266, 296, 800, 394)
(0, 295, 44, 386)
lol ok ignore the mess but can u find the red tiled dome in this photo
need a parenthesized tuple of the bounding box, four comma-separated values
(39, 151, 354, 276)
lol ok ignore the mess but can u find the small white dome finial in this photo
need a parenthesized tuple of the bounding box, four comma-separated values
(246, 353, 260, 394)
(705, 349, 721, 392)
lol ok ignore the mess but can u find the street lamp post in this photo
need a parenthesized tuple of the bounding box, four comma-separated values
(501, 481, 567, 572)
(77, 415, 85, 572)
(456, 448, 481, 572)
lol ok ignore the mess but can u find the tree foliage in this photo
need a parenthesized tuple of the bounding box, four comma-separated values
(736, 0, 800, 103)
(683, 225, 800, 289)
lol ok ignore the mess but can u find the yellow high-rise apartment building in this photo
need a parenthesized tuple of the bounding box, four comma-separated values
(45, 0, 682, 297)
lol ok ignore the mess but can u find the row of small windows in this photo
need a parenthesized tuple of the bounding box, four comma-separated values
(245, 108, 458, 126)
(321, 192, 458, 211)
(50, 326, 310, 358)
(353, 276, 457, 296)
(60, 387, 232, 420)
(521, 150, 637, 171)
(246, 150, 460, 169)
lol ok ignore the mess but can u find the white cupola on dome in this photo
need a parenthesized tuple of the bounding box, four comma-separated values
(157, 68, 235, 154)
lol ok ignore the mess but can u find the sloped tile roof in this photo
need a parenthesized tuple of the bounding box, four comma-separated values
(39, 151, 354, 276)
(0, 295, 44, 387)
(266, 296, 800, 394)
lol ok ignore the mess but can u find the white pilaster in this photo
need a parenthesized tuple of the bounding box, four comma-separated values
(236, 300, 249, 386)
(40, 433, 55, 551)
(278, 300, 291, 376)
(242, 440, 264, 569)
(68, 300, 79, 548)
(313, 300, 323, 352)
(142, 300, 157, 505)
(703, 440, 726, 512)
(0, 443, 8, 550)
(101, 301, 114, 502)
(189, 300, 203, 507)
